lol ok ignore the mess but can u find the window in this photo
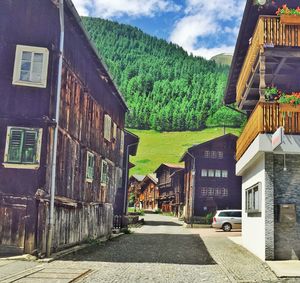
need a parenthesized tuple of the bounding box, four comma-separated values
(86, 152, 94, 182)
(208, 169, 214, 177)
(222, 188, 228, 196)
(101, 160, 109, 185)
(204, 151, 210, 158)
(215, 188, 222, 196)
(113, 123, 117, 141)
(201, 187, 208, 196)
(221, 170, 228, 178)
(218, 151, 223, 159)
(3, 127, 42, 169)
(120, 130, 124, 153)
(218, 211, 230, 217)
(215, 170, 221, 178)
(104, 114, 112, 141)
(201, 169, 208, 177)
(211, 151, 217, 159)
(12, 45, 49, 88)
(208, 188, 214, 196)
(246, 183, 261, 213)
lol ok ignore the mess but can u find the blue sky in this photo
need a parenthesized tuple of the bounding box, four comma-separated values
(73, 0, 246, 59)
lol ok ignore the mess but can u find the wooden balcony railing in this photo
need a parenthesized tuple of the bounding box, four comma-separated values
(236, 102, 300, 160)
(236, 16, 300, 103)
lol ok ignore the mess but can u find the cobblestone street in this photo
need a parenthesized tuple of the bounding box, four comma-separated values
(1, 214, 299, 283)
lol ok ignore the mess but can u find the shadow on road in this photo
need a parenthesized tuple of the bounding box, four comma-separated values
(62, 234, 216, 265)
(144, 221, 182, 226)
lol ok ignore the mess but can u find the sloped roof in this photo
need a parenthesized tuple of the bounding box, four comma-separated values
(180, 133, 238, 162)
(170, 168, 184, 178)
(130, 175, 145, 182)
(154, 163, 184, 173)
(64, 0, 128, 110)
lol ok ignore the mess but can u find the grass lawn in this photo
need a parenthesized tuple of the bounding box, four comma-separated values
(128, 127, 241, 175)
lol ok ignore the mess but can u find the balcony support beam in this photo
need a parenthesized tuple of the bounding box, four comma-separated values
(259, 48, 266, 101)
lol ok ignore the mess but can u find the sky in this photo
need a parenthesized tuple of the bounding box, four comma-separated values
(72, 0, 246, 59)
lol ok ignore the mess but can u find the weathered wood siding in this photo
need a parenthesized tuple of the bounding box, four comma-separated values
(0, 0, 126, 255)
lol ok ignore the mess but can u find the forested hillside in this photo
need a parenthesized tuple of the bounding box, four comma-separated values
(82, 17, 244, 131)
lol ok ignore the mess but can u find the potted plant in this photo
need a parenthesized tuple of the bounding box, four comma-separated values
(278, 92, 300, 112)
(276, 4, 300, 25)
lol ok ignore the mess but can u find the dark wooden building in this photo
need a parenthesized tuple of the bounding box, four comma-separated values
(154, 163, 184, 213)
(170, 169, 185, 217)
(139, 174, 159, 211)
(0, 0, 134, 256)
(180, 134, 241, 222)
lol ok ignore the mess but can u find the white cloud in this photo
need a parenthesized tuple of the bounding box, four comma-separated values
(73, 0, 181, 18)
(169, 0, 246, 59)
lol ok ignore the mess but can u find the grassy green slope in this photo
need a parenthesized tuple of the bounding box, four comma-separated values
(129, 128, 241, 175)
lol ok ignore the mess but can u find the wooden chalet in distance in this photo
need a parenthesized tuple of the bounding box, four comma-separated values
(0, 0, 138, 257)
(128, 174, 145, 209)
(224, 0, 300, 260)
(170, 169, 185, 217)
(180, 134, 241, 223)
(154, 163, 184, 213)
(139, 174, 159, 211)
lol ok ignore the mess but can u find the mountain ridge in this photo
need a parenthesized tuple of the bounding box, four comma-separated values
(82, 17, 244, 131)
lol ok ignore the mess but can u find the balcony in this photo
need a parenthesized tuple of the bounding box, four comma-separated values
(236, 102, 300, 160)
(237, 16, 300, 108)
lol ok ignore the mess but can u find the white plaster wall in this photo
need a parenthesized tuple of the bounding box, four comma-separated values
(241, 154, 266, 260)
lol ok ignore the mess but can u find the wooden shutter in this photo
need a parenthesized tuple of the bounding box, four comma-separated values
(22, 130, 37, 163)
(104, 114, 112, 141)
(8, 129, 23, 163)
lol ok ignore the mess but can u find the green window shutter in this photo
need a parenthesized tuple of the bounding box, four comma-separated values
(8, 129, 23, 163)
(22, 130, 37, 163)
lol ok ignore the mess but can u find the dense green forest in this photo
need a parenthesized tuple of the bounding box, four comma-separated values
(82, 17, 244, 131)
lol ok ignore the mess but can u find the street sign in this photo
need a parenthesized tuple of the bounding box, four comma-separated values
(272, 127, 284, 151)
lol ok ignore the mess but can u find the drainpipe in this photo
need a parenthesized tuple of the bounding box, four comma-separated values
(186, 151, 196, 226)
(123, 142, 139, 215)
(47, 0, 64, 257)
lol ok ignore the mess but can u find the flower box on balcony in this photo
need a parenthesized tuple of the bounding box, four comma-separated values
(280, 15, 300, 26)
(279, 104, 300, 112)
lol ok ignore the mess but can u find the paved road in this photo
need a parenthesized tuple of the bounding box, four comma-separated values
(59, 214, 229, 282)
(1, 214, 299, 283)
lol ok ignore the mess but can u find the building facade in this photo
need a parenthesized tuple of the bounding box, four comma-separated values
(139, 174, 159, 211)
(180, 134, 241, 222)
(224, 0, 300, 260)
(154, 163, 184, 213)
(128, 175, 145, 209)
(0, 0, 130, 256)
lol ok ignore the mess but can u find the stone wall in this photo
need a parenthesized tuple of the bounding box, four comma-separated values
(272, 154, 300, 260)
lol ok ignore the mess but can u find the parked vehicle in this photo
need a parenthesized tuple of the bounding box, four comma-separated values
(212, 210, 242, 232)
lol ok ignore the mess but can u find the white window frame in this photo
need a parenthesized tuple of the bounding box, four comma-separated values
(86, 151, 95, 183)
(204, 151, 210, 158)
(208, 188, 214, 196)
(208, 169, 214, 177)
(3, 126, 43, 170)
(221, 170, 228, 178)
(201, 169, 208, 177)
(211, 151, 217, 159)
(104, 114, 112, 141)
(218, 151, 223, 159)
(101, 159, 109, 186)
(215, 170, 221, 178)
(246, 183, 262, 214)
(12, 45, 49, 88)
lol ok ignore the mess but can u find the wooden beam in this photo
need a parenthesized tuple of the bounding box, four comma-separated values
(238, 60, 260, 110)
(271, 58, 287, 84)
(265, 49, 300, 58)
